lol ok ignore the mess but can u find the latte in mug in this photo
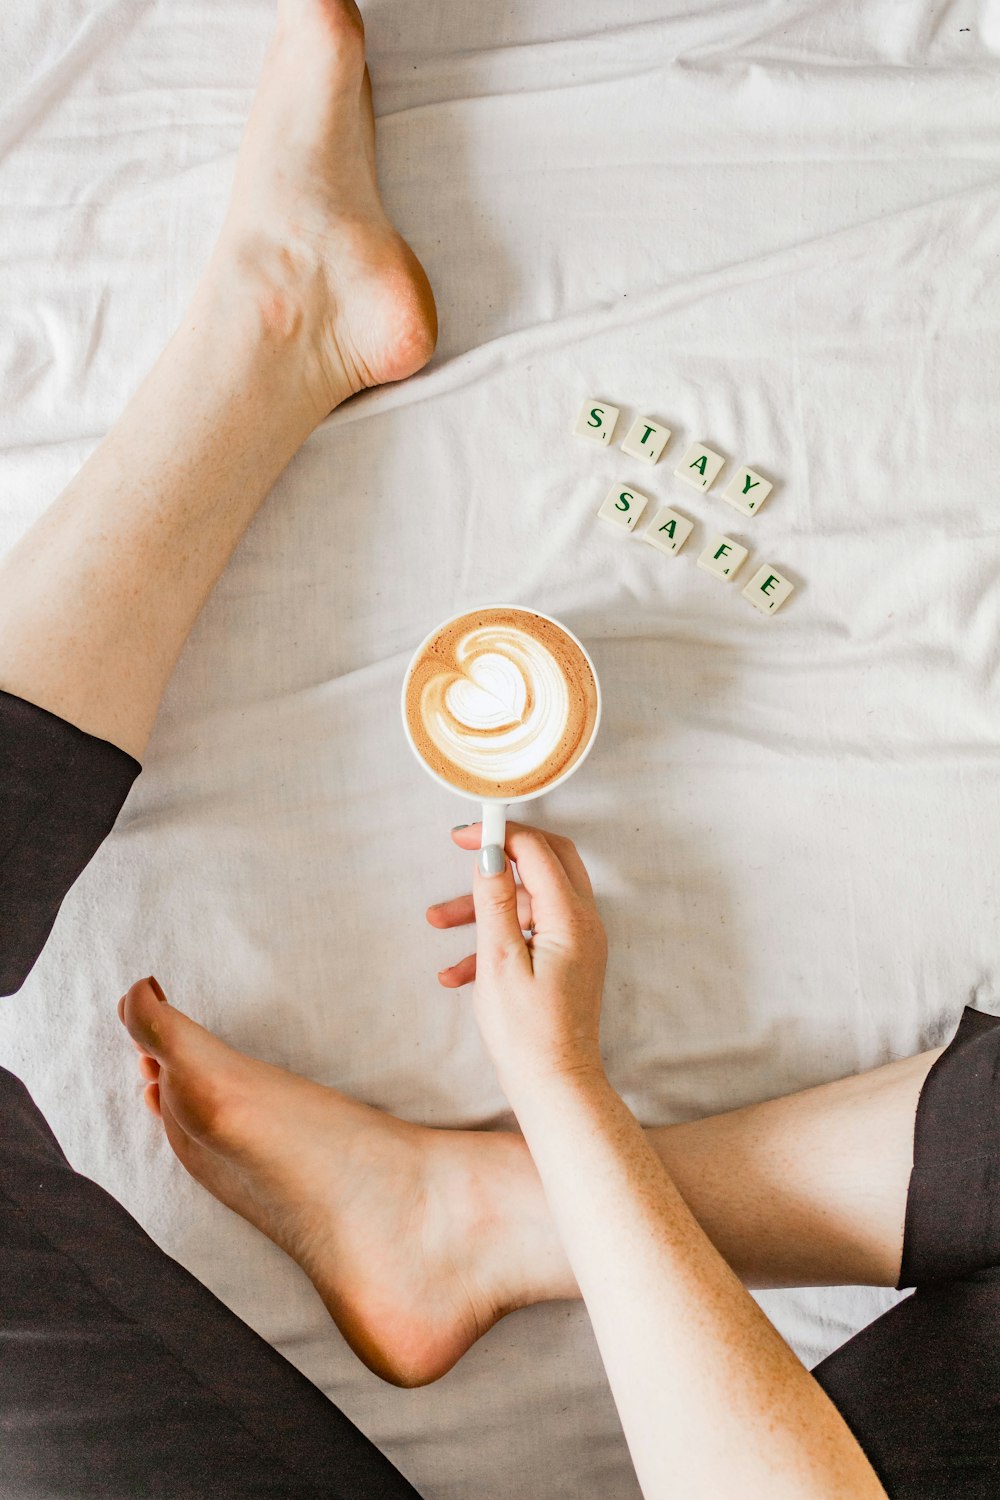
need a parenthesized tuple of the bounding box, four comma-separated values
(403, 607, 600, 800)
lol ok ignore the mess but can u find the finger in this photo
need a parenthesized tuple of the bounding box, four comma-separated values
(427, 888, 533, 931)
(427, 893, 476, 929)
(437, 953, 477, 988)
(472, 844, 533, 978)
(451, 820, 594, 902)
(532, 830, 594, 902)
(490, 826, 584, 935)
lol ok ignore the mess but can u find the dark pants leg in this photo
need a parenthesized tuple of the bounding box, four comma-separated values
(814, 1272, 1000, 1500)
(811, 1007, 1000, 1500)
(0, 1066, 423, 1500)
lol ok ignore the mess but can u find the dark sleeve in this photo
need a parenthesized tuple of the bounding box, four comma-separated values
(0, 690, 141, 997)
(897, 1005, 1000, 1288)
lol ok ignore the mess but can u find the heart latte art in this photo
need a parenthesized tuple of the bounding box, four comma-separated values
(405, 609, 599, 798)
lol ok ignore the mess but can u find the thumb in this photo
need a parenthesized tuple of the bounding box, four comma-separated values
(473, 843, 531, 976)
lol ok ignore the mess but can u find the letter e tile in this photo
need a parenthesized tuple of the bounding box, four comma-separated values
(573, 400, 620, 446)
(742, 565, 794, 614)
(598, 484, 650, 532)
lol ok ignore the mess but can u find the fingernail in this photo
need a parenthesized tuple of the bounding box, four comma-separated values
(478, 844, 506, 877)
(147, 976, 167, 1003)
(452, 823, 470, 832)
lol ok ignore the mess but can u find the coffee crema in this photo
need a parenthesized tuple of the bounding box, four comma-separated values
(404, 608, 599, 799)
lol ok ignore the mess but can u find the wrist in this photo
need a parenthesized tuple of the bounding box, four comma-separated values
(497, 1050, 610, 1112)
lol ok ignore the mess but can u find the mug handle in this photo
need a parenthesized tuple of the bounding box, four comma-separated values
(480, 800, 507, 853)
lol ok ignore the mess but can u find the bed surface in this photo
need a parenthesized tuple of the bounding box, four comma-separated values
(2, 2, 999, 1495)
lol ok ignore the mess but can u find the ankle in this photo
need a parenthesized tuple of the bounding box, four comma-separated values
(463, 1130, 579, 1315)
(194, 233, 360, 422)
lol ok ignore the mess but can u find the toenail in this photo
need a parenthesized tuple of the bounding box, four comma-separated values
(147, 976, 167, 1003)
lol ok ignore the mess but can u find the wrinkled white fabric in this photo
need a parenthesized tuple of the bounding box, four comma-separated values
(1, 2, 999, 1496)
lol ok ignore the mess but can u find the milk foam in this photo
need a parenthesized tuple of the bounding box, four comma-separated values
(405, 609, 599, 799)
(430, 630, 569, 785)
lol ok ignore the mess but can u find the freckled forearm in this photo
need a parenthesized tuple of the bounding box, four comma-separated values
(507, 1072, 886, 1500)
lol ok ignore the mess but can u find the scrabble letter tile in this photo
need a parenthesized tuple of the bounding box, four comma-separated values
(675, 442, 725, 492)
(573, 400, 620, 447)
(598, 484, 649, 532)
(643, 506, 694, 556)
(721, 465, 773, 517)
(742, 565, 794, 615)
(697, 534, 748, 581)
(621, 416, 671, 466)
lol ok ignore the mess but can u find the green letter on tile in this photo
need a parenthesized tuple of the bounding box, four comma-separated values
(760, 574, 779, 594)
(616, 491, 633, 512)
(690, 454, 708, 475)
(713, 543, 732, 561)
(641, 424, 656, 446)
(742, 474, 760, 494)
(588, 407, 605, 429)
(658, 517, 677, 537)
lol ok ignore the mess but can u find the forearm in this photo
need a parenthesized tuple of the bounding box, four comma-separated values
(507, 1069, 887, 1500)
(0, 258, 327, 759)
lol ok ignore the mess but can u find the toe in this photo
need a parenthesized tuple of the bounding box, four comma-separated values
(121, 978, 173, 1059)
(120, 983, 268, 1151)
(120, 978, 233, 1087)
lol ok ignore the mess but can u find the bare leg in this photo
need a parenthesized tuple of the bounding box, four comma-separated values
(0, 0, 436, 760)
(644, 1047, 941, 1289)
(120, 976, 941, 1387)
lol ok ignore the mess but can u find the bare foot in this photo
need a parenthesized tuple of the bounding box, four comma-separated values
(119, 978, 576, 1387)
(207, 0, 437, 417)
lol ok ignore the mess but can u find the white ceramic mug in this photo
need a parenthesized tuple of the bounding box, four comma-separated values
(401, 605, 602, 851)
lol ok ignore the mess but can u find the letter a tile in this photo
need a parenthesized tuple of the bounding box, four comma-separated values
(573, 400, 620, 447)
(643, 506, 694, 556)
(598, 484, 650, 532)
(677, 441, 722, 495)
(675, 442, 726, 493)
(720, 466, 773, 517)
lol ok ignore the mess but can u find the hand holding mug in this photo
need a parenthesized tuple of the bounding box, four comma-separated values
(428, 821, 608, 1095)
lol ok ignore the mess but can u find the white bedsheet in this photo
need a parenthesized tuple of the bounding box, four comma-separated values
(2, 1, 999, 1494)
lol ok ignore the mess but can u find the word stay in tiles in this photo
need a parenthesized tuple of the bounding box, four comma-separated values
(573, 396, 794, 614)
(598, 484, 650, 531)
(643, 506, 694, 556)
(698, 535, 749, 580)
(573, 400, 620, 446)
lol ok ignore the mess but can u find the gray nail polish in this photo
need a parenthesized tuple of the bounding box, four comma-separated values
(478, 844, 506, 877)
(452, 823, 471, 831)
